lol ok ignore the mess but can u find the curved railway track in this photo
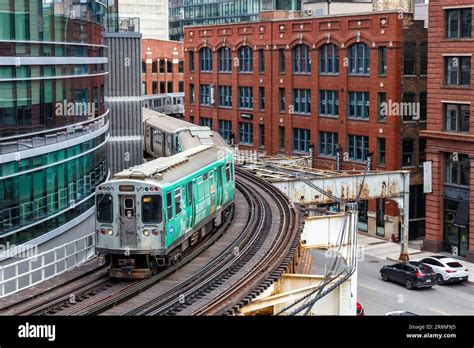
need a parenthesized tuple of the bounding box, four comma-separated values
(7, 168, 301, 316)
(116, 167, 302, 316)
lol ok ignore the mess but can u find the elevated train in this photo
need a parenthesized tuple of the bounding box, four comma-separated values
(141, 92, 184, 117)
(95, 111, 235, 278)
(143, 108, 226, 159)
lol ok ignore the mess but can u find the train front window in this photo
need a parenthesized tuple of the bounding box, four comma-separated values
(142, 195, 162, 223)
(122, 197, 135, 218)
(97, 194, 113, 223)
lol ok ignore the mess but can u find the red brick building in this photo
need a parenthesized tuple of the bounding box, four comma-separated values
(184, 11, 427, 241)
(142, 39, 184, 95)
(422, 0, 474, 261)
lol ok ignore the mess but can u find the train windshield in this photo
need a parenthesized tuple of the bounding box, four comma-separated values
(97, 194, 113, 223)
(142, 195, 162, 223)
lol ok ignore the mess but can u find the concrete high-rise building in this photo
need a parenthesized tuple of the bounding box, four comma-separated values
(302, 0, 420, 17)
(169, 0, 302, 41)
(373, 0, 413, 12)
(302, 0, 373, 16)
(0, 0, 112, 262)
(119, 0, 169, 39)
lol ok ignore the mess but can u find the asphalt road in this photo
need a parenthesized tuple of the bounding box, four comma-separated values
(358, 254, 474, 315)
(310, 250, 474, 315)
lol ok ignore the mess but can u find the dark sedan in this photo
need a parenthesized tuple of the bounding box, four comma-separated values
(380, 261, 437, 290)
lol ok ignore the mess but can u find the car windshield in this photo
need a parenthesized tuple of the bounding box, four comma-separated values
(142, 195, 163, 223)
(97, 194, 113, 223)
(447, 262, 463, 268)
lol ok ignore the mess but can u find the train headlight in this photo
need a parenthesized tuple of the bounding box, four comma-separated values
(152, 229, 159, 236)
(107, 229, 113, 236)
(99, 228, 106, 235)
(143, 229, 150, 237)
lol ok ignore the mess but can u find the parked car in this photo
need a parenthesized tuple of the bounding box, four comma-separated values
(380, 262, 436, 290)
(418, 256, 469, 284)
(386, 311, 418, 316)
(356, 302, 364, 317)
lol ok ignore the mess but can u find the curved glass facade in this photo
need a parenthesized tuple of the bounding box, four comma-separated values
(0, 0, 112, 249)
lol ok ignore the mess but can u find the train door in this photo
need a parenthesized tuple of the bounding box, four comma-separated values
(119, 195, 137, 247)
(186, 181, 194, 229)
(209, 173, 215, 214)
(215, 167, 223, 207)
(165, 133, 172, 156)
(165, 97, 171, 114)
(149, 128, 154, 154)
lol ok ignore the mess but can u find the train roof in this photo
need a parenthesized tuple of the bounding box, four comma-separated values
(143, 108, 210, 134)
(114, 144, 233, 186)
(142, 92, 184, 100)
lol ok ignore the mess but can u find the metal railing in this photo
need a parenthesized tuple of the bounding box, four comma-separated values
(0, 111, 109, 155)
(0, 233, 96, 298)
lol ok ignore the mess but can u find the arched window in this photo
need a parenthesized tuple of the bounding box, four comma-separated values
(238, 46, 253, 72)
(319, 44, 339, 74)
(218, 46, 231, 72)
(292, 44, 311, 73)
(348, 43, 370, 75)
(199, 47, 212, 72)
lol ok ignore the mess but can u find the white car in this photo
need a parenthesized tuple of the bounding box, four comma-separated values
(386, 311, 418, 316)
(418, 256, 469, 284)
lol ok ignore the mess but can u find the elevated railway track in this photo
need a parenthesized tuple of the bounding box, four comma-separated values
(2, 168, 302, 316)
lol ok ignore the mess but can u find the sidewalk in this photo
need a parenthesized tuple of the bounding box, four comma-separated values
(357, 233, 473, 284)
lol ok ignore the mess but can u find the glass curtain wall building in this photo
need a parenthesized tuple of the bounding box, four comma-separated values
(169, 0, 302, 41)
(0, 0, 114, 250)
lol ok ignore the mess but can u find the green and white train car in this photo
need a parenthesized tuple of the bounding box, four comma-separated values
(95, 144, 235, 278)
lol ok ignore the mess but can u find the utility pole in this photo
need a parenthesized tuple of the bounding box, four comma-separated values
(398, 173, 410, 261)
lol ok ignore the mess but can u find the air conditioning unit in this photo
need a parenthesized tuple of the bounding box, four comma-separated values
(303, 9, 313, 16)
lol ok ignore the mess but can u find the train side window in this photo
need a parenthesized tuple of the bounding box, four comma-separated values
(166, 191, 173, 220)
(154, 129, 163, 145)
(225, 163, 231, 182)
(174, 188, 182, 215)
(197, 177, 204, 200)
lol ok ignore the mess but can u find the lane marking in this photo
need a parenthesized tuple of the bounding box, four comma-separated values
(360, 283, 377, 291)
(429, 307, 449, 316)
